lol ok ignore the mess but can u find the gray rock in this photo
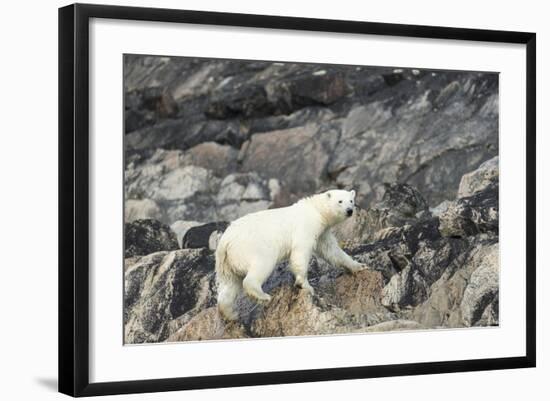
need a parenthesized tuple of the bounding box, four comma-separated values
(430, 200, 452, 217)
(123, 187, 499, 342)
(124, 219, 179, 258)
(126, 153, 221, 223)
(124, 249, 216, 343)
(334, 183, 429, 246)
(458, 156, 499, 198)
(122, 57, 501, 342)
(439, 181, 498, 238)
(180, 142, 238, 177)
(364, 320, 425, 332)
(240, 123, 339, 197)
(410, 234, 498, 327)
(328, 73, 498, 206)
(125, 148, 281, 223)
(216, 173, 276, 221)
(460, 243, 499, 326)
(125, 199, 163, 222)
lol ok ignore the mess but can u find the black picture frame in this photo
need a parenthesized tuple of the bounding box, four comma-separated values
(58, 3, 536, 397)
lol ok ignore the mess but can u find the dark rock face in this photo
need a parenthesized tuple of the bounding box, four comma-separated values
(125, 87, 178, 133)
(124, 219, 179, 257)
(182, 222, 229, 249)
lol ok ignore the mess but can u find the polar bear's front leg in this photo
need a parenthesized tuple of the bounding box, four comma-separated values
(290, 248, 315, 295)
(316, 231, 366, 273)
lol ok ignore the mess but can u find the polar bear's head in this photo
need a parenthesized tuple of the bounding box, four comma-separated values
(317, 189, 356, 226)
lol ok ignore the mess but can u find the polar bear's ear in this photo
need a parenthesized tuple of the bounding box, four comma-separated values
(350, 189, 356, 198)
(326, 192, 331, 199)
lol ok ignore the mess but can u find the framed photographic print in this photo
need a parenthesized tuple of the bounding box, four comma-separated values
(58, 3, 536, 397)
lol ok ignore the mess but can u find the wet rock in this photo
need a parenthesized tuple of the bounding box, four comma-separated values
(124, 219, 179, 257)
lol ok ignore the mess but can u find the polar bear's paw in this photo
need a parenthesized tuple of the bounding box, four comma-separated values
(296, 282, 315, 296)
(218, 304, 239, 321)
(256, 293, 272, 304)
(347, 262, 369, 274)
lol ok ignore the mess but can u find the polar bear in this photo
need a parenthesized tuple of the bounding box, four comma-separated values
(215, 189, 366, 320)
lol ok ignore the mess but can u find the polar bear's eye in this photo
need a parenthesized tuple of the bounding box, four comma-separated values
(338, 200, 343, 204)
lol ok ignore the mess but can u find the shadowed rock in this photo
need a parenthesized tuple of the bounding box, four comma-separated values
(124, 219, 178, 258)
(182, 222, 229, 249)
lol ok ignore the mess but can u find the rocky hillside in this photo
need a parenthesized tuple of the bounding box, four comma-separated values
(124, 56, 498, 225)
(123, 55, 499, 343)
(124, 158, 499, 343)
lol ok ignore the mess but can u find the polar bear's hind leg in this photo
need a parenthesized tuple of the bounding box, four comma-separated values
(242, 263, 274, 303)
(217, 276, 241, 321)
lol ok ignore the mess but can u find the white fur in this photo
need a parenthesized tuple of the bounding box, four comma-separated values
(215, 189, 366, 320)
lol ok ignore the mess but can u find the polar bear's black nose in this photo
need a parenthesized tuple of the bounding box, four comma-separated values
(346, 208, 353, 217)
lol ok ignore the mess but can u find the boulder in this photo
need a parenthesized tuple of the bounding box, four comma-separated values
(335, 183, 430, 246)
(125, 199, 163, 223)
(439, 181, 498, 238)
(170, 220, 202, 248)
(125, 149, 280, 223)
(240, 123, 339, 197)
(180, 142, 238, 177)
(460, 242, 499, 326)
(458, 156, 499, 198)
(124, 219, 179, 258)
(166, 307, 248, 342)
(411, 235, 498, 327)
(216, 173, 278, 221)
(182, 222, 229, 249)
(124, 249, 216, 343)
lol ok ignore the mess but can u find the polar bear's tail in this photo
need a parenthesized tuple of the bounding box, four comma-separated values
(215, 236, 241, 321)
